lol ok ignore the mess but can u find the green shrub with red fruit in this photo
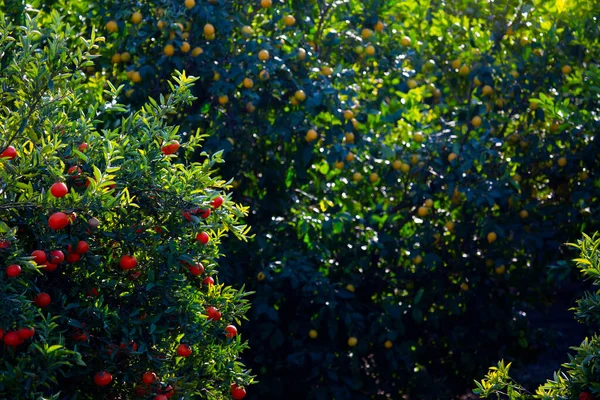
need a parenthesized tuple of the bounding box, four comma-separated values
(0, 12, 252, 399)
(475, 233, 600, 400)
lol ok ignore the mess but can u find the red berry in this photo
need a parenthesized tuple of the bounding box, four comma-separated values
(50, 182, 69, 198)
(206, 306, 222, 321)
(87, 287, 99, 297)
(6, 264, 21, 277)
(17, 327, 35, 340)
(0, 145, 17, 160)
(48, 212, 70, 230)
(231, 383, 247, 400)
(182, 210, 192, 222)
(196, 232, 209, 244)
(155, 396, 168, 400)
(94, 371, 113, 386)
(161, 141, 180, 155)
(43, 263, 58, 272)
(161, 385, 174, 398)
(34, 293, 51, 308)
(176, 343, 192, 357)
(198, 209, 211, 219)
(31, 250, 47, 264)
(120, 255, 137, 270)
(225, 325, 237, 338)
(0, 240, 10, 249)
(66, 253, 81, 263)
(3, 331, 22, 347)
(0, 328, 4, 340)
(67, 165, 81, 177)
(78, 143, 89, 152)
(134, 384, 148, 397)
(202, 276, 215, 286)
(211, 196, 224, 208)
(142, 371, 157, 385)
(580, 393, 594, 400)
(76, 240, 89, 254)
(49, 250, 65, 264)
(188, 263, 204, 276)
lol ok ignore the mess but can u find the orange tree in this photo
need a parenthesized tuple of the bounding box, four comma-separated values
(0, 12, 252, 399)
(35, 0, 600, 398)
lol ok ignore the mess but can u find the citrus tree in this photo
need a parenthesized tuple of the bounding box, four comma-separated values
(0, 12, 252, 399)
(29, 0, 600, 398)
(475, 233, 600, 400)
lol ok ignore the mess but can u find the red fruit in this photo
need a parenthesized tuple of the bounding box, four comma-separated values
(202, 276, 215, 286)
(188, 263, 204, 276)
(135, 384, 148, 397)
(87, 287, 99, 297)
(3, 331, 22, 347)
(580, 393, 594, 400)
(66, 253, 81, 263)
(161, 141, 180, 155)
(72, 331, 89, 341)
(196, 232, 209, 244)
(225, 325, 238, 338)
(31, 250, 47, 264)
(0, 328, 4, 340)
(142, 371, 157, 385)
(49, 250, 65, 264)
(50, 182, 69, 198)
(17, 327, 35, 340)
(0, 145, 17, 160)
(161, 385, 174, 398)
(34, 292, 51, 308)
(206, 306, 222, 321)
(182, 210, 192, 221)
(78, 143, 89, 152)
(6, 264, 21, 277)
(48, 212, 70, 230)
(67, 165, 82, 177)
(211, 196, 224, 208)
(43, 263, 58, 272)
(176, 343, 192, 357)
(231, 383, 247, 400)
(94, 371, 113, 386)
(76, 240, 89, 254)
(0, 240, 10, 249)
(120, 255, 137, 270)
(197, 208, 211, 219)
(155, 396, 168, 400)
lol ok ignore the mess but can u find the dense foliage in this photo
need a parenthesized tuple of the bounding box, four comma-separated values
(0, 13, 252, 399)
(476, 233, 600, 400)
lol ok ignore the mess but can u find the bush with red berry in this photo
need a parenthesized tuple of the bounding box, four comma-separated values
(0, 12, 252, 399)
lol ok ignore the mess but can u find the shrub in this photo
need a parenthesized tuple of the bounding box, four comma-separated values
(0, 12, 251, 399)
(475, 233, 600, 400)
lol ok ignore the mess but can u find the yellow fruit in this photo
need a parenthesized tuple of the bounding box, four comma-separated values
(168, 31, 176, 40)
(384, 340, 393, 349)
(400, 36, 411, 47)
(295, 90, 306, 102)
(459, 65, 470, 76)
(343, 110, 354, 120)
(180, 42, 191, 53)
(417, 206, 428, 217)
(298, 48, 307, 60)
(400, 163, 410, 173)
(192, 47, 203, 57)
(374, 21, 384, 32)
(345, 132, 355, 143)
(529, 100, 538, 110)
(258, 49, 270, 61)
(120, 52, 131, 62)
(561, 65, 572, 74)
(506, 26, 514, 36)
(283, 15, 296, 26)
(213, 71, 220, 81)
(369, 173, 379, 183)
(321, 65, 333, 76)
(413, 255, 423, 265)
(520, 37, 530, 45)
(510, 70, 519, 78)
(361, 28, 374, 40)
(352, 172, 363, 182)
(474, 77, 482, 86)
(513, 174, 522, 183)
(259, 70, 270, 81)
(131, 11, 143, 25)
(164, 44, 175, 57)
(410, 155, 419, 165)
(204, 23, 215, 36)
(351, 118, 359, 129)
(447, 153, 457, 162)
(460, 282, 469, 291)
(345, 152, 354, 162)
(246, 102, 256, 112)
(407, 79, 418, 89)
(482, 85, 494, 96)
(126, 70, 134, 80)
(487, 232, 497, 243)
(218, 95, 229, 105)
(550, 123, 560, 133)
(392, 160, 402, 170)
(243, 78, 254, 88)
(309, 329, 318, 339)
(580, 171, 589, 180)
(445, 221, 455, 231)
(558, 157, 567, 167)
(471, 116, 482, 128)
(290, 97, 299, 106)
(157, 20, 165, 29)
(365, 45, 376, 56)
(520, 210, 529, 219)
(306, 129, 318, 142)
(111, 53, 121, 64)
(131, 71, 142, 83)
(257, 272, 266, 281)
(261, 0, 272, 8)
(451, 59, 461, 69)
(206, 33, 215, 41)
(335, 161, 344, 170)
(495, 265, 506, 275)
(106, 20, 118, 33)
(348, 337, 358, 347)
(425, 199, 433, 208)
(242, 26, 253, 36)
(125, 89, 134, 98)
(185, 0, 196, 9)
